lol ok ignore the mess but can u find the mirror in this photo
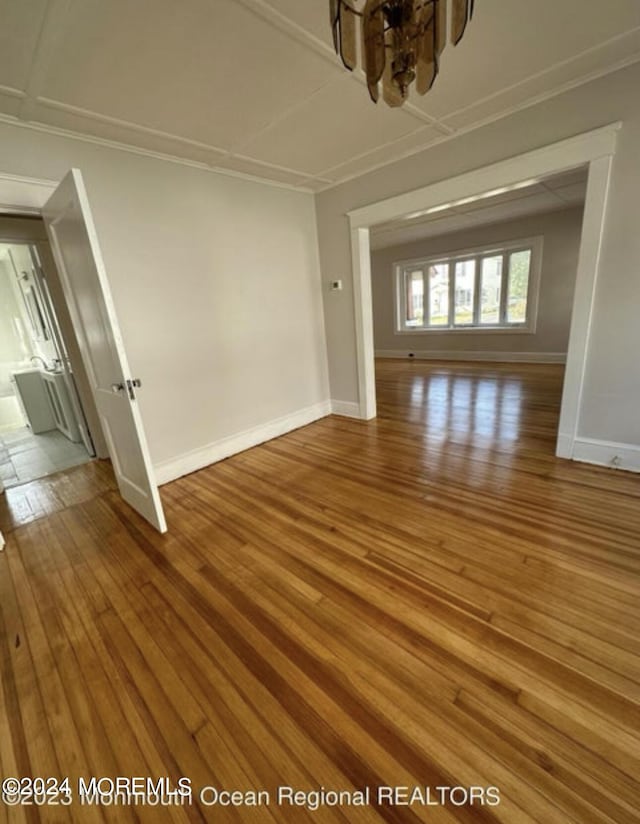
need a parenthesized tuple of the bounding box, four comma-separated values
(21, 277, 50, 342)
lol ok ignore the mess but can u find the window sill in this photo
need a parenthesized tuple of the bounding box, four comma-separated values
(394, 326, 535, 335)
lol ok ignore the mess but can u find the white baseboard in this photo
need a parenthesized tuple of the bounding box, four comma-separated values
(570, 437, 640, 473)
(154, 400, 331, 485)
(375, 349, 566, 364)
(555, 433, 573, 459)
(331, 400, 362, 418)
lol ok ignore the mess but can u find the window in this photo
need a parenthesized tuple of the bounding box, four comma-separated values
(395, 238, 542, 333)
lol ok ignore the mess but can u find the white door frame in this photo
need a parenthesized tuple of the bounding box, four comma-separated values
(0, 172, 58, 544)
(0, 171, 58, 214)
(347, 122, 620, 461)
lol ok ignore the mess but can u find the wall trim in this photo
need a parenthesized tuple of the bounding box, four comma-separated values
(375, 350, 566, 364)
(571, 437, 640, 474)
(331, 400, 362, 418)
(0, 112, 315, 194)
(555, 433, 573, 459)
(555, 154, 613, 455)
(348, 123, 620, 228)
(0, 171, 57, 214)
(3, 0, 638, 194)
(318, 51, 640, 190)
(154, 400, 331, 485)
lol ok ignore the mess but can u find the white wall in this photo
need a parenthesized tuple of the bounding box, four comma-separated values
(0, 256, 30, 431)
(0, 121, 330, 479)
(316, 61, 640, 452)
(371, 207, 583, 361)
(0, 258, 30, 366)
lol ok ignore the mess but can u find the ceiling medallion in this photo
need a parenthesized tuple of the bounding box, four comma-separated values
(330, 0, 474, 107)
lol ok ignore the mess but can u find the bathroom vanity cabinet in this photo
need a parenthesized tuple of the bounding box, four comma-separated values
(12, 368, 81, 441)
(12, 368, 55, 433)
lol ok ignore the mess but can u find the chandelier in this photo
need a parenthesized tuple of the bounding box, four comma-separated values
(330, 0, 474, 106)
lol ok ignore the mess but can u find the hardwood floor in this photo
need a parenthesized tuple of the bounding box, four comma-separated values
(0, 360, 638, 823)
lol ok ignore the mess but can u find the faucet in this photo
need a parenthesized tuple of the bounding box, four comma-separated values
(30, 356, 49, 370)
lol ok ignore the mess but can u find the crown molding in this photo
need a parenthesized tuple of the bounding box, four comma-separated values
(33, 96, 339, 187)
(34, 96, 332, 184)
(0, 85, 25, 99)
(443, 25, 640, 123)
(36, 96, 229, 155)
(0, 113, 316, 194)
(227, 150, 334, 185)
(315, 52, 640, 191)
(2, 48, 636, 197)
(2, 3, 638, 195)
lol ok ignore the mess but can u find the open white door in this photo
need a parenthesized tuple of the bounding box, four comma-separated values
(43, 169, 167, 533)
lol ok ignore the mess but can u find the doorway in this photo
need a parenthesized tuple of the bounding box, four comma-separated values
(0, 234, 96, 488)
(368, 167, 587, 451)
(0, 170, 167, 533)
(346, 124, 619, 466)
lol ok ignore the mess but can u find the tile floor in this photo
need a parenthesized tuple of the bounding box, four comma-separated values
(0, 426, 91, 488)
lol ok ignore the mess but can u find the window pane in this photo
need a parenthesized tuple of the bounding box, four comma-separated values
(480, 255, 502, 325)
(405, 270, 424, 327)
(507, 250, 531, 323)
(429, 263, 449, 326)
(454, 259, 475, 325)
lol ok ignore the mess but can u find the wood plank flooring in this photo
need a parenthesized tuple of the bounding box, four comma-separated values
(0, 360, 639, 823)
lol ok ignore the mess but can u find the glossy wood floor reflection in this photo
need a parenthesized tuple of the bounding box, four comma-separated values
(1, 361, 639, 823)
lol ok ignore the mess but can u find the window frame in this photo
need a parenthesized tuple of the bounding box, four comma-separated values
(393, 236, 543, 335)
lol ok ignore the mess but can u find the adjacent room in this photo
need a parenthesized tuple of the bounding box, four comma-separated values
(369, 168, 587, 452)
(0, 240, 92, 488)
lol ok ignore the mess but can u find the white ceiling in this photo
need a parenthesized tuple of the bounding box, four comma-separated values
(0, 1, 639, 191)
(370, 167, 588, 249)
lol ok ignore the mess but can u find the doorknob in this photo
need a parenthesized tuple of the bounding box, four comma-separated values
(112, 379, 142, 398)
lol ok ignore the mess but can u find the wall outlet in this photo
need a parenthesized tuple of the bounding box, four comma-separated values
(330, 279, 343, 291)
